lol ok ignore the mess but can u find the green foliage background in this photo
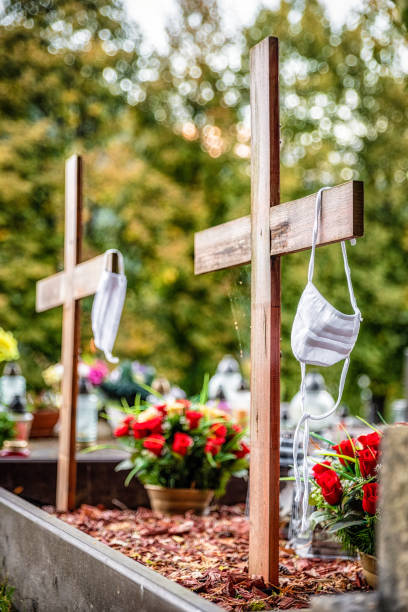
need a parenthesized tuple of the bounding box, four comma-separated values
(0, 0, 407, 411)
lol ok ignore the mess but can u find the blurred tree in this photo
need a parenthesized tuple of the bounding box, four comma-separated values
(0, 0, 408, 414)
(0, 0, 142, 384)
(140, 0, 408, 410)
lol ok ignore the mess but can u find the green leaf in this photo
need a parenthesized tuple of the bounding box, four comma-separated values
(114, 459, 134, 472)
(218, 453, 238, 462)
(310, 510, 332, 523)
(355, 416, 381, 433)
(124, 466, 140, 487)
(206, 451, 217, 468)
(328, 519, 366, 533)
(310, 432, 335, 446)
(315, 450, 357, 464)
(80, 444, 118, 453)
(232, 469, 248, 478)
(137, 382, 163, 398)
(199, 373, 210, 405)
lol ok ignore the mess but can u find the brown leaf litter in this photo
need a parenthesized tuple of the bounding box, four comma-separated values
(46, 504, 370, 611)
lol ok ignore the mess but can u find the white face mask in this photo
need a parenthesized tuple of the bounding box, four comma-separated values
(291, 187, 362, 532)
(91, 249, 127, 364)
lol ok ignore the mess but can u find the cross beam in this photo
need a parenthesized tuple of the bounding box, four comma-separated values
(36, 155, 106, 512)
(194, 37, 364, 584)
(195, 180, 363, 274)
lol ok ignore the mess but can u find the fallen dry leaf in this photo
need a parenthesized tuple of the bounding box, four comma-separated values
(49, 504, 370, 610)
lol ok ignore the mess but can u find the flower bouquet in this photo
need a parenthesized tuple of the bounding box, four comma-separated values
(310, 425, 381, 586)
(111, 388, 249, 514)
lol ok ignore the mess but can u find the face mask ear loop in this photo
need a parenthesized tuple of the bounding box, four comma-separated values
(301, 415, 310, 533)
(340, 241, 362, 320)
(293, 362, 307, 504)
(308, 187, 331, 283)
(309, 357, 350, 426)
(103, 249, 125, 275)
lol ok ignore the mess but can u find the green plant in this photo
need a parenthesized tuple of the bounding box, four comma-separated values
(0, 413, 15, 449)
(0, 581, 14, 612)
(109, 379, 249, 496)
(310, 425, 381, 556)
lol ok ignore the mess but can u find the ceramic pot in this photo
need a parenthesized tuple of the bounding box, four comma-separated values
(30, 410, 59, 438)
(359, 551, 377, 588)
(145, 485, 213, 515)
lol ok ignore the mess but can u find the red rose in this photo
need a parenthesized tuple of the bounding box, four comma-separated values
(143, 434, 165, 456)
(185, 411, 203, 429)
(232, 424, 242, 434)
(210, 423, 227, 440)
(123, 415, 135, 425)
(155, 403, 168, 415)
(332, 438, 357, 466)
(205, 437, 224, 456)
(142, 417, 163, 434)
(358, 431, 382, 451)
(235, 441, 250, 459)
(172, 432, 193, 456)
(177, 399, 191, 408)
(132, 422, 148, 439)
(312, 461, 332, 484)
(114, 424, 129, 437)
(318, 470, 343, 506)
(362, 482, 379, 515)
(358, 448, 379, 478)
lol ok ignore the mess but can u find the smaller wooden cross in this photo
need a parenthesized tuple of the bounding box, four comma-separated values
(36, 154, 106, 512)
(194, 36, 364, 584)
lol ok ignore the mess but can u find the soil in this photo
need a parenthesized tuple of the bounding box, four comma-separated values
(47, 503, 370, 611)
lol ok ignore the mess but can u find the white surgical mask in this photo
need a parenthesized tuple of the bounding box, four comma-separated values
(91, 249, 127, 364)
(291, 187, 362, 532)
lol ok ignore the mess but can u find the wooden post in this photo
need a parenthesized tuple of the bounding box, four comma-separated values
(57, 156, 82, 511)
(249, 36, 280, 584)
(36, 155, 108, 512)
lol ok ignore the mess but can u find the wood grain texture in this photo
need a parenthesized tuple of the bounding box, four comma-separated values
(248, 36, 280, 585)
(194, 181, 363, 274)
(57, 154, 82, 512)
(36, 271, 65, 312)
(36, 255, 105, 312)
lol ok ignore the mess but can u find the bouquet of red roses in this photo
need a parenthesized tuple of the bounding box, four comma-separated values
(112, 397, 249, 496)
(310, 426, 381, 556)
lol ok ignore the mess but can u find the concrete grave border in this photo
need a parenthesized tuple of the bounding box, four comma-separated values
(0, 487, 221, 612)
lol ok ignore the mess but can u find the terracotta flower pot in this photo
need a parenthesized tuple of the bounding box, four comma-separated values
(145, 485, 213, 515)
(359, 551, 377, 588)
(30, 410, 59, 438)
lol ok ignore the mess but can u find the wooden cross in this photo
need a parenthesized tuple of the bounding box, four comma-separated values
(194, 37, 364, 584)
(36, 154, 107, 512)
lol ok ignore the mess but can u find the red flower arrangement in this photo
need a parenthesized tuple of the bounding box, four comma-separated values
(310, 425, 382, 556)
(362, 483, 379, 515)
(112, 396, 249, 495)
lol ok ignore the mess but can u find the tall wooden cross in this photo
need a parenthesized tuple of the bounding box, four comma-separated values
(194, 37, 364, 584)
(36, 154, 107, 512)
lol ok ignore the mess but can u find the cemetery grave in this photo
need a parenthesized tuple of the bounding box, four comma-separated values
(52, 503, 368, 611)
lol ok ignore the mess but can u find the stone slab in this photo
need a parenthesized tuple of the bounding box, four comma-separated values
(309, 592, 378, 611)
(378, 426, 408, 612)
(0, 487, 221, 612)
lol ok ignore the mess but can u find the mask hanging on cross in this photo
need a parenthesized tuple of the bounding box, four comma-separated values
(291, 187, 362, 533)
(91, 249, 127, 364)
